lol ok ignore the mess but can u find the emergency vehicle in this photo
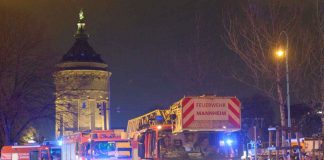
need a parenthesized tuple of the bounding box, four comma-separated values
(0, 145, 56, 160)
(127, 95, 241, 159)
(61, 129, 133, 160)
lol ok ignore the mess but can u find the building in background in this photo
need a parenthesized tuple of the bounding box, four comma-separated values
(54, 10, 111, 138)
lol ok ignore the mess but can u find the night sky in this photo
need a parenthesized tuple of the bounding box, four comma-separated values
(3, 1, 254, 129)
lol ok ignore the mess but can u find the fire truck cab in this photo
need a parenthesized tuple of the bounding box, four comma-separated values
(1, 145, 53, 160)
(61, 129, 132, 160)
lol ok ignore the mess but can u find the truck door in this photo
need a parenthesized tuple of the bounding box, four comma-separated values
(40, 149, 49, 160)
(29, 150, 39, 160)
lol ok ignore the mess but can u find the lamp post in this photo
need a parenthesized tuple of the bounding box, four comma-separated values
(275, 31, 291, 144)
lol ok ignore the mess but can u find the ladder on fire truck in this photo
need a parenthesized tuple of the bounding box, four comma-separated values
(127, 97, 186, 135)
(127, 109, 173, 134)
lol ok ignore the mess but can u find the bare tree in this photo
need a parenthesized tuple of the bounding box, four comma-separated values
(223, 0, 322, 147)
(0, 6, 55, 145)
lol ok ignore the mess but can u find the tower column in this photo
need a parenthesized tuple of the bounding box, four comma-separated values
(54, 10, 111, 138)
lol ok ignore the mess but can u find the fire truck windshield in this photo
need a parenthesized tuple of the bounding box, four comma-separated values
(50, 148, 61, 160)
(92, 141, 116, 158)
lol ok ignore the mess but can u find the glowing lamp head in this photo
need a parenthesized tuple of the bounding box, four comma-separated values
(276, 49, 284, 58)
(157, 125, 162, 130)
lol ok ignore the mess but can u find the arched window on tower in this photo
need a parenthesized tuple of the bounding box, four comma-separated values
(82, 101, 87, 109)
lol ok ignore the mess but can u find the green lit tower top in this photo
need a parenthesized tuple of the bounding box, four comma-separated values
(75, 9, 87, 39)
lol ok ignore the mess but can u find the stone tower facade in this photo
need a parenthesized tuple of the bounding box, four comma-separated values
(54, 10, 111, 138)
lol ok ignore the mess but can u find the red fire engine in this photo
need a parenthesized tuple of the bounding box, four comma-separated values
(61, 130, 133, 160)
(127, 95, 241, 159)
(1, 145, 58, 160)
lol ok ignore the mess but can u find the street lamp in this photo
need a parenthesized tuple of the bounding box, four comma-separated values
(275, 49, 284, 58)
(275, 30, 291, 144)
